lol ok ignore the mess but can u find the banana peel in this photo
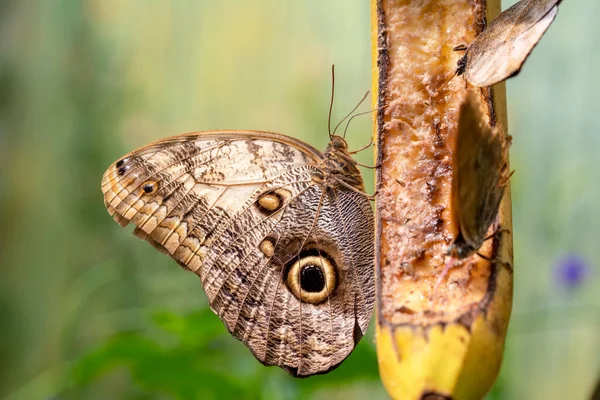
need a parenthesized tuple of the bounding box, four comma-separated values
(372, 1, 514, 399)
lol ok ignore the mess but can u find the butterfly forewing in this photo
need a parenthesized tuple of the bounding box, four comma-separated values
(102, 130, 375, 377)
(451, 94, 510, 255)
(460, 0, 560, 87)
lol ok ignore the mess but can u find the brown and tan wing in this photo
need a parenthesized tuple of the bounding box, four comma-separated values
(101, 130, 374, 376)
(213, 181, 374, 376)
(102, 131, 322, 231)
(451, 94, 511, 255)
(459, 0, 560, 87)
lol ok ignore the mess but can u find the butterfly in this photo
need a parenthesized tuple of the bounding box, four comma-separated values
(434, 92, 511, 293)
(456, 0, 562, 87)
(101, 129, 375, 377)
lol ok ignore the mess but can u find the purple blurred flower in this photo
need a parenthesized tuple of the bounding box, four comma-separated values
(554, 254, 591, 289)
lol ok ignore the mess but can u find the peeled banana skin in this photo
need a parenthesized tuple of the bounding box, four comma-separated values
(372, 0, 514, 399)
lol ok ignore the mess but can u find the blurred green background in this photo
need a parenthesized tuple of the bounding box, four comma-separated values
(0, 1, 598, 399)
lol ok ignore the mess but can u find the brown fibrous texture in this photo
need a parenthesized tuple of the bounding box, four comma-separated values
(375, 0, 509, 326)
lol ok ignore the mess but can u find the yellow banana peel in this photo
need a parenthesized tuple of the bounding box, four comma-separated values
(372, 1, 513, 399)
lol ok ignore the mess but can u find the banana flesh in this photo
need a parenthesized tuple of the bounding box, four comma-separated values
(372, 1, 513, 399)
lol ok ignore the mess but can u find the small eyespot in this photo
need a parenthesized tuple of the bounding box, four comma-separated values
(286, 253, 337, 304)
(141, 181, 157, 194)
(256, 189, 291, 215)
(116, 158, 127, 168)
(117, 165, 129, 176)
(258, 193, 279, 211)
(259, 237, 276, 258)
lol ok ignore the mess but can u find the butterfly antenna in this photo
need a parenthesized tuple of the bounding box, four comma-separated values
(328, 65, 335, 140)
(331, 91, 370, 138)
(343, 102, 387, 138)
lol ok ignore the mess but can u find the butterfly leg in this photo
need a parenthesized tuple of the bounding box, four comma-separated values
(334, 177, 378, 200)
(476, 228, 510, 260)
(367, 190, 379, 201)
(475, 251, 493, 261)
(348, 137, 373, 154)
(356, 161, 381, 170)
(483, 228, 510, 242)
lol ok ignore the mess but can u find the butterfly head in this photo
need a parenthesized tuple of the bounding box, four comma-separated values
(320, 135, 365, 191)
(446, 233, 475, 259)
(328, 134, 349, 151)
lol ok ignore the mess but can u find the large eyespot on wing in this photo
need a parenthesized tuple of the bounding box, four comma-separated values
(206, 180, 374, 377)
(451, 93, 511, 254)
(285, 249, 337, 305)
(459, 0, 560, 87)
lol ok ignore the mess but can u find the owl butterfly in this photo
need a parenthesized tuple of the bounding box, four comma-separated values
(434, 91, 511, 292)
(101, 127, 375, 376)
(456, 0, 562, 87)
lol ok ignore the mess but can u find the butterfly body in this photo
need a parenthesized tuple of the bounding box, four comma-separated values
(102, 130, 375, 377)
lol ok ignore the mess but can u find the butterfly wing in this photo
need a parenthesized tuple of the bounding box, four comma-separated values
(463, 0, 559, 87)
(101, 130, 374, 376)
(451, 94, 510, 255)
